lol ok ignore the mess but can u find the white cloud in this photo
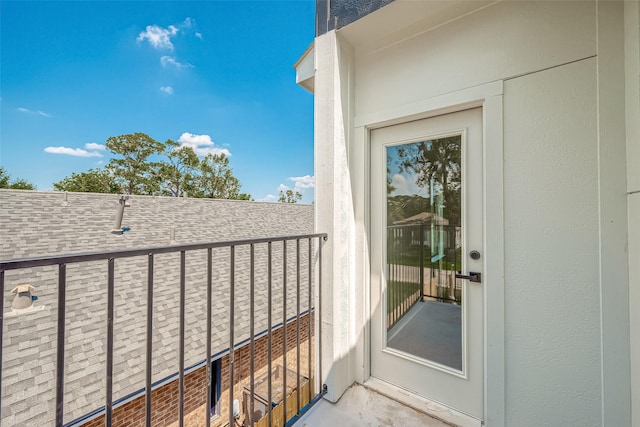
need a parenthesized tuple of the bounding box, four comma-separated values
(18, 107, 51, 117)
(44, 146, 103, 157)
(275, 175, 315, 198)
(390, 173, 423, 196)
(84, 142, 105, 150)
(160, 56, 193, 69)
(177, 132, 231, 157)
(262, 194, 278, 202)
(137, 24, 178, 49)
(160, 86, 174, 95)
(390, 174, 408, 195)
(289, 175, 315, 191)
(181, 17, 202, 39)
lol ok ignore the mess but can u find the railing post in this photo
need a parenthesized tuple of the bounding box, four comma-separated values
(282, 241, 287, 425)
(267, 242, 273, 427)
(55, 263, 66, 427)
(228, 246, 236, 427)
(296, 239, 301, 414)
(420, 224, 424, 300)
(0, 269, 4, 423)
(318, 236, 324, 397)
(389, 227, 393, 327)
(205, 248, 212, 427)
(307, 238, 313, 404)
(179, 251, 186, 427)
(106, 259, 115, 426)
(393, 228, 397, 326)
(146, 254, 154, 427)
(249, 244, 255, 426)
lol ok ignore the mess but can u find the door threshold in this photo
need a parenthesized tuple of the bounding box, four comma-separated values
(363, 377, 482, 427)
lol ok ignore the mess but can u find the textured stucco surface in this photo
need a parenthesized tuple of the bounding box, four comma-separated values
(503, 58, 602, 425)
(354, 1, 596, 120)
(0, 190, 314, 426)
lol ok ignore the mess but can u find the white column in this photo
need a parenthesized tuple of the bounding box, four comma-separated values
(314, 30, 356, 402)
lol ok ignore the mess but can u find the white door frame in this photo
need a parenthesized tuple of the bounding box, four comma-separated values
(356, 81, 505, 427)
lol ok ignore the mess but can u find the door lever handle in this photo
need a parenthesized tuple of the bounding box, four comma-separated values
(455, 271, 482, 283)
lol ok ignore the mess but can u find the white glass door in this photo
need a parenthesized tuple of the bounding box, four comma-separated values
(370, 108, 484, 419)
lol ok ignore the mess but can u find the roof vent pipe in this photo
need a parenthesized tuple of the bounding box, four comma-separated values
(112, 195, 130, 234)
(11, 284, 36, 310)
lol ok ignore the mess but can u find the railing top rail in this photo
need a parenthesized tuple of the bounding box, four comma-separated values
(0, 232, 328, 271)
(387, 223, 459, 229)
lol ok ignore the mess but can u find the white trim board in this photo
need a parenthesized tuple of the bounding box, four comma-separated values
(354, 80, 503, 128)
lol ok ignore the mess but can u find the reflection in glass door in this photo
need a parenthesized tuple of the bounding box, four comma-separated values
(385, 134, 463, 371)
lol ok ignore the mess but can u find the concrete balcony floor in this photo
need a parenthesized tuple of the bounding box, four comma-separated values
(388, 300, 462, 370)
(296, 384, 451, 427)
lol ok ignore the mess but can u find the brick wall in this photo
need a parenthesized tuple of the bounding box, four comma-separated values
(82, 313, 314, 427)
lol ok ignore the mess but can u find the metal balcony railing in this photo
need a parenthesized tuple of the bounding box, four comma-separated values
(0, 233, 327, 427)
(387, 224, 462, 328)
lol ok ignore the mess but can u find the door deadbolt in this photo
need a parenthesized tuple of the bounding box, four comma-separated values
(469, 250, 481, 260)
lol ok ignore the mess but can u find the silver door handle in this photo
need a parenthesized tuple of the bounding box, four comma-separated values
(455, 271, 482, 283)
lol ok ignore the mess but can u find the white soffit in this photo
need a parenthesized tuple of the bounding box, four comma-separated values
(338, 0, 498, 52)
(294, 42, 315, 93)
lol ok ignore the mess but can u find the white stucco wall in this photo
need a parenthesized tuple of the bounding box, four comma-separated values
(353, 1, 595, 121)
(313, 31, 356, 403)
(311, 1, 633, 426)
(503, 58, 601, 426)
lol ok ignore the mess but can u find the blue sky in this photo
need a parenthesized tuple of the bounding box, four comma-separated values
(387, 144, 423, 197)
(0, 0, 316, 202)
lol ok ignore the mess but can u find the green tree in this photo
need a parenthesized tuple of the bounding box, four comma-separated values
(386, 166, 395, 195)
(53, 134, 251, 200)
(0, 167, 10, 188)
(194, 153, 247, 199)
(387, 194, 430, 224)
(236, 193, 253, 201)
(278, 189, 302, 203)
(156, 141, 199, 197)
(0, 167, 36, 190)
(106, 132, 164, 195)
(6, 179, 35, 190)
(53, 168, 119, 193)
(397, 136, 462, 226)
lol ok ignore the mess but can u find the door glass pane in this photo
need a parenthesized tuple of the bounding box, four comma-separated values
(385, 135, 463, 370)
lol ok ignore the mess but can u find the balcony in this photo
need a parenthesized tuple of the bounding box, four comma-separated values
(0, 233, 327, 427)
